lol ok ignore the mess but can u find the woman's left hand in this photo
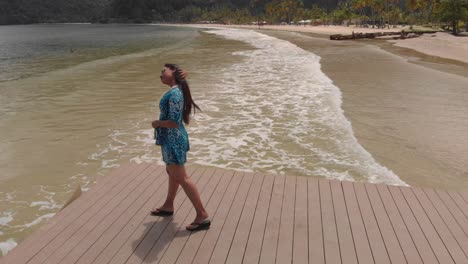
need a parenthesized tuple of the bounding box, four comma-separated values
(152, 120, 159, 128)
(179, 69, 187, 79)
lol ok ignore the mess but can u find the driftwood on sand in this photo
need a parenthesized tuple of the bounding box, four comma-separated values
(330, 30, 437, 40)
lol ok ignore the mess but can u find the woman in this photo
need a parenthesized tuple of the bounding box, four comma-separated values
(151, 64, 210, 231)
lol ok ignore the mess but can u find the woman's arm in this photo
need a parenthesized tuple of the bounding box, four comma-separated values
(152, 120, 178, 129)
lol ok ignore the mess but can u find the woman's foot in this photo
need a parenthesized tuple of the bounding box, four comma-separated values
(186, 212, 209, 230)
(186, 219, 211, 231)
(150, 206, 174, 216)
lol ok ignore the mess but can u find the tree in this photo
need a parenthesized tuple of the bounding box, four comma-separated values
(303, 4, 326, 20)
(112, 0, 152, 22)
(437, 0, 468, 35)
(334, 1, 353, 25)
(387, 5, 403, 27)
(0, 0, 112, 24)
(383, 0, 401, 28)
(176, 6, 203, 22)
(265, 0, 304, 23)
(351, 0, 366, 17)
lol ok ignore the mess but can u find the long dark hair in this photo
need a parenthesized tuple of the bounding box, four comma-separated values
(165, 63, 200, 124)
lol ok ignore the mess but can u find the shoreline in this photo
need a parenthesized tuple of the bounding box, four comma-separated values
(1, 23, 467, 257)
(161, 23, 468, 190)
(161, 23, 468, 65)
(388, 32, 468, 64)
(258, 29, 468, 191)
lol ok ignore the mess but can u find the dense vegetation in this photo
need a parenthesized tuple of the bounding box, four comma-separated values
(0, 0, 112, 24)
(1, 0, 467, 34)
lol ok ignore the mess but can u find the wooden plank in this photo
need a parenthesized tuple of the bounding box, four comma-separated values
(5, 164, 468, 264)
(44, 165, 165, 264)
(259, 174, 285, 264)
(106, 167, 205, 264)
(376, 184, 423, 264)
(319, 179, 340, 264)
(276, 175, 296, 264)
(241, 173, 275, 264)
(60, 162, 133, 214)
(293, 176, 308, 264)
(459, 191, 468, 204)
(353, 183, 391, 264)
(140, 167, 220, 263)
(423, 188, 468, 259)
(30, 164, 156, 264)
(25, 163, 152, 264)
(308, 177, 325, 264)
(89, 167, 196, 264)
(435, 190, 468, 235)
(365, 183, 406, 264)
(207, 172, 255, 264)
(447, 192, 468, 219)
(174, 170, 236, 264)
(125, 167, 215, 264)
(190, 171, 245, 264)
(412, 187, 468, 264)
(8, 163, 132, 252)
(388, 185, 438, 264)
(157, 168, 228, 264)
(224, 173, 265, 264)
(330, 180, 357, 264)
(68, 165, 168, 264)
(0, 163, 137, 264)
(399, 187, 455, 264)
(342, 181, 374, 264)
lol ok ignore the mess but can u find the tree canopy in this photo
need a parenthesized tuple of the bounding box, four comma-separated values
(1, 0, 467, 34)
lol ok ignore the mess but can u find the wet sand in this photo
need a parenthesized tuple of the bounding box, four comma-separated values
(389, 32, 468, 64)
(263, 30, 468, 191)
(181, 24, 468, 64)
(165, 23, 468, 190)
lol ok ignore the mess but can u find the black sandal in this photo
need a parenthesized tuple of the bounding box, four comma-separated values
(150, 209, 174, 216)
(186, 219, 211, 231)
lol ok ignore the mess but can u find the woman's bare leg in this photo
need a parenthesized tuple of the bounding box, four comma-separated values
(153, 167, 179, 212)
(167, 164, 208, 224)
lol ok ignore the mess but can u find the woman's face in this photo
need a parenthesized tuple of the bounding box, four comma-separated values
(160, 67, 175, 85)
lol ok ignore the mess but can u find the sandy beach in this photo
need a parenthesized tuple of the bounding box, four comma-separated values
(163, 23, 468, 190)
(260, 30, 468, 191)
(184, 24, 468, 64)
(1, 23, 467, 257)
(389, 32, 468, 64)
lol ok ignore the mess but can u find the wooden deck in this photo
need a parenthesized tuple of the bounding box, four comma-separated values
(1, 163, 468, 264)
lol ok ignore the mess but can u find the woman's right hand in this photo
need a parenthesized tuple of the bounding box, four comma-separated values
(179, 69, 187, 79)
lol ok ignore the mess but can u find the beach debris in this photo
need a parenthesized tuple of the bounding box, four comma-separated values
(330, 30, 438, 40)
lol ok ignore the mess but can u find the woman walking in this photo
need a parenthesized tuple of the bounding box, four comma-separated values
(151, 64, 210, 231)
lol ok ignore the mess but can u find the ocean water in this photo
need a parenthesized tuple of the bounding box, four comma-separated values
(0, 24, 406, 256)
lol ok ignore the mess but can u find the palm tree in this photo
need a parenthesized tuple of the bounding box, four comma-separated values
(384, 0, 401, 28)
(438, 0, 468, 35)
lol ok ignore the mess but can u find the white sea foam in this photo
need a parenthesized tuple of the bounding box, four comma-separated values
(30, 201, 61, 211)
(81, 27, 407, 186)
(0, 211, 14, 226)
(12, 213, 55, 229)
(188, 28, 408, 186)
(0, 238, 17, 256)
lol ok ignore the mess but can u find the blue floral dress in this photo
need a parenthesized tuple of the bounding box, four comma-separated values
(154, 86, 190, 165)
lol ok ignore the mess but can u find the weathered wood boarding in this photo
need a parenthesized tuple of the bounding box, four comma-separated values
(1, 163, 467, 264)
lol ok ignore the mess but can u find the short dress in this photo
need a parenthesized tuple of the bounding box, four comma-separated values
(154, 86, 190, 165)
